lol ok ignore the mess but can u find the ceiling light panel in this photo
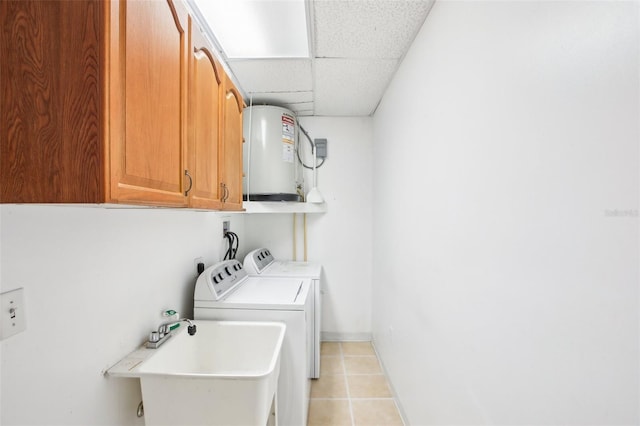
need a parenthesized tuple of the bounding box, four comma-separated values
(194, 0, 309, 58)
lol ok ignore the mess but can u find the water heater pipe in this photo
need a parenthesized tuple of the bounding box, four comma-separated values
(293, 213, 297, 261)
(303, 213, 308, 261)
(306, 144, 324, 203)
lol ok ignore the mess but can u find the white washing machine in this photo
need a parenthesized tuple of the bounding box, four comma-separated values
(194, 259, 312, 426)
(243, 248, 322, 379)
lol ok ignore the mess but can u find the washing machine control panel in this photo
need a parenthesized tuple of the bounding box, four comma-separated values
(195, 260, 247, 301)
(246, 248, 274, 274)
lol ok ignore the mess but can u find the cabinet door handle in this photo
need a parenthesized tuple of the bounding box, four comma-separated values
(220, 182, 229, 202)
(184, 170, 193, 196)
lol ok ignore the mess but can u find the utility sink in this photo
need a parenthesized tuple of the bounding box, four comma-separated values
(108, 320, 286, 426)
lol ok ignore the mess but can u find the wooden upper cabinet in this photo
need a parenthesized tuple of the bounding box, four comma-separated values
(188, 22, 223, 209)
(1, 0, 106, 203)
(1, 0, 244, 210)
(220, 74, 245, 211)
(108, 0, 189, 206)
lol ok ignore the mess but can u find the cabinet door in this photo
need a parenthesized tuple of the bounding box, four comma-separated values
(108, 0, 189, 206)
(188, 23, 223, 209)
(1, 0, 105, 203)
(220, 74, 245, 211)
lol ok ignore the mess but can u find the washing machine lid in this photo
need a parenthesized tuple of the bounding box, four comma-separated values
(226, 277, 309, 305)
(263, 261, 322, 279)
(196, 277, 311, 310)
(195, 260, 312, 310)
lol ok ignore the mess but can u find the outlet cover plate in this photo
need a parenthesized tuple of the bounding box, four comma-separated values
(1, 288, 26, 340)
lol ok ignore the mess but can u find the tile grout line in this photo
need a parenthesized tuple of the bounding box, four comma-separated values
(371, 343, 406, 426)
(313, 343, 403, 425)
(340, 342, 356, 426)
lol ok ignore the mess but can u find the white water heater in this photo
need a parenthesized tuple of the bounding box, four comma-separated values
(243, 105, 302, 201)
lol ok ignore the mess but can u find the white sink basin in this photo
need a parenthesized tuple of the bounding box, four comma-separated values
(108, 320, 286, 426)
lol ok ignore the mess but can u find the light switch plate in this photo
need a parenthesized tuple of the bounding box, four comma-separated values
(1, 288, 26, 340)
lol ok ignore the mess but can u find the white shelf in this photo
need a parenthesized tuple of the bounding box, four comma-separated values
(242, 201, 328, 214)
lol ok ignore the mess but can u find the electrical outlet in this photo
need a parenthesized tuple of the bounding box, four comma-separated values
(194, 257, 204, 276)
(223, 220, 230, 237)
(1, 288, 26, 340)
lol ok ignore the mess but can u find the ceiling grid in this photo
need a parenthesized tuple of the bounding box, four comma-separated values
(226, 0, 434, 116)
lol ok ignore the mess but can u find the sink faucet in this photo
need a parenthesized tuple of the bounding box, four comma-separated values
(158, 318, 197, 336)
(147, 314, 197, 349)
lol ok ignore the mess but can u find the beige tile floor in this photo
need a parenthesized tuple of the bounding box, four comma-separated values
(307, 341, 404, 426)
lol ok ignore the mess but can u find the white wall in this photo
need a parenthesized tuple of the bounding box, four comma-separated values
(244, 116, 374, 340)
(0, 205, 245, 425)
(372, 1, 639, 425)
(0, 110, 373, 426)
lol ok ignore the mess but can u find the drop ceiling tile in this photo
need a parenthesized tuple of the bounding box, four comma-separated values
(228, 59, 313, 93)
(314, 0, 433, 59)
(314, 58, 398, 116)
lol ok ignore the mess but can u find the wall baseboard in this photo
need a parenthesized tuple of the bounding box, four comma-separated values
(321, 331, 372, 341)
(371, 338, 410, 426)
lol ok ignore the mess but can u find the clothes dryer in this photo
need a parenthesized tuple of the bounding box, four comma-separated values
(244, 248, 322, 378)
(194, 260, 312, 426)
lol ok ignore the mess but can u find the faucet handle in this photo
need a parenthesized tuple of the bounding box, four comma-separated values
(163, 309, 179, 319)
